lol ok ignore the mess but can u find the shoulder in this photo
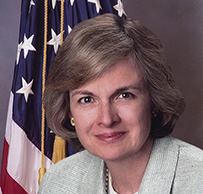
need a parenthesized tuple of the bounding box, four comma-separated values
(46, 149, 102, 173)
(139, 136, 203, 193)
(155, 136, 203, 161)
(39, 150, 104, 194)
(157, 136, 203, 192)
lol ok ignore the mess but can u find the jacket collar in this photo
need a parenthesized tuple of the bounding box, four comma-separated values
(79, 151, 106, 194)
(82, 136, 179, 194)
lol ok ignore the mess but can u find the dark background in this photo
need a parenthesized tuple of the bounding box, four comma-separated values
(0, 0, 203, 171)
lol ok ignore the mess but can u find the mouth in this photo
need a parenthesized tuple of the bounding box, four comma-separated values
(95, 132, 126, 143)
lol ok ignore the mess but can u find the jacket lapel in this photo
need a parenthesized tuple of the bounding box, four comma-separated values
(138, 137, 179, 194)
(79, 151, 106, 194)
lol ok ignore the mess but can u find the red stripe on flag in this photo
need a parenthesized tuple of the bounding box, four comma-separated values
(1, 138, 8, 188)
(1, 139, 27, 194)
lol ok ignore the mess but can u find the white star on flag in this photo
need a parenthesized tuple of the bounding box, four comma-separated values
(16, 42, 23, 64)
(68, 25, 72, 34)
(88, 0, 102, 13)
(70, 0, 75, 6)
(47, 29, 62, 54)
(52, 0, 64, 9)
(16, 77, 34, 103)
(52, 0, 57, 9)
(21, 34, 36, 59)
(29, 0, 35, 12)
(113, 0, 127, 17)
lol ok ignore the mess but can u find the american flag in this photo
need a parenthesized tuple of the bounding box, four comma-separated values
(0, 0, 126, 193)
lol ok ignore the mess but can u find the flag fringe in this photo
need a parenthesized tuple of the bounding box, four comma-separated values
(52, 136, 66, 164)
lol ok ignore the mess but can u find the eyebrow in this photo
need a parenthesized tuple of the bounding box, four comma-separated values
(71, 90, 95, 98)
(71, 83, 143, 99)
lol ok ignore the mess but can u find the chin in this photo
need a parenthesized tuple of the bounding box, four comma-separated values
(91, 148, 129, 162)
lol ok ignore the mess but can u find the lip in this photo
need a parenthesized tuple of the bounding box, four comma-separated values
(95, 132, 126, 143)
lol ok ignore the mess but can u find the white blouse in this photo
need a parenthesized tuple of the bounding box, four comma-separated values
(108, 172, 138, 194)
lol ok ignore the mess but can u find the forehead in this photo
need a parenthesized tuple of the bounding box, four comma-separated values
(71, 58, 145, 93)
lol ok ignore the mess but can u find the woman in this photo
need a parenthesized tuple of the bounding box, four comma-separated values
(39, 14, 203, 194)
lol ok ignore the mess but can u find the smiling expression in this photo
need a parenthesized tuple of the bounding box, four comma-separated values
(69, 58, 153, 162)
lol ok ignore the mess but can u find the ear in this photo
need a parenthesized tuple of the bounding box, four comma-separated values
(68, 111, 73, 119)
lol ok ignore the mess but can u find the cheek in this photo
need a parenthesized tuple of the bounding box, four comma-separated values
(120, 102, 151, 130)
(73, 114, 95, 150)
(73, 110, 95, 135)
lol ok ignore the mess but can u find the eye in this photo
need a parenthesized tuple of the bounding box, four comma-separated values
(78, 96, 93, 104)
(118, 92, 134, 99)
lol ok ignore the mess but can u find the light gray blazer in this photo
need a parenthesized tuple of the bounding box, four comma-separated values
(39, 136, 203, 194)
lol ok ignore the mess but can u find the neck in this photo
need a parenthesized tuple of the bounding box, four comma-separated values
(105, 137, 153, 194)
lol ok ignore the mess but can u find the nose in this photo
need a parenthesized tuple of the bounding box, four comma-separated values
(96, 101, 120, 128)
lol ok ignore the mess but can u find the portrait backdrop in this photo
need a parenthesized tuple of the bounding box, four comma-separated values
(0, 0, 202, 186)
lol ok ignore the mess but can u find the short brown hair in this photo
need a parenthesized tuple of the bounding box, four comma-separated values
(44, 13, 185, 151)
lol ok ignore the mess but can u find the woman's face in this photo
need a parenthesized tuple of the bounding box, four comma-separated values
(69, 58, 153, 162)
